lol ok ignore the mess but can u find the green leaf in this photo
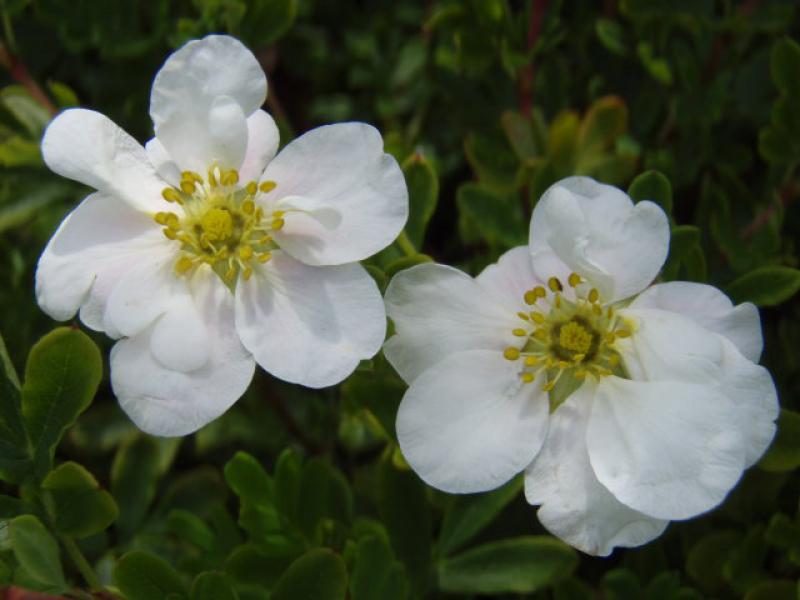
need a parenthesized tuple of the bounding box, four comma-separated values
(167, 509, 215, 551)
(114, 550, 187, 600)
(744, 580, 797, 600)
(0, 331, 20, 389)
(771, 37, 800, 97)
(274, 448, 302, 526)
(595, 19, 627, 56)
(578, 96, 628, 152)
(686, 530, 742, 594)
(225, 543, 294, 589)
(602, 568, 644, 599)
(112, 434, 162, 539)
(224, 451, 274, 506)
(379, 457, 432, 595)
(271, 548, 347, 600)
(402, 154, 439, 248)
(457, 183, 526, 248)
(240, 0, 298, 46)
(42, 461, 118, 538)
(350, 536, 409, 600)
(384, 254, 434, 278)
(0, 344, 29, 484)
(22, 327, 102, 479)
(726, 266, 800, 307)
(439, 476, 523, 556)
(0, 86, 51, 135)
(464, 131, 521, 191)
(628, 170, 673, 216)
(9, 514, 67, 592)
(438, 536, 577, 594)
(759, 409, 800, 472)
(501, 110, 541, 163)
(190, 571, 239, 600)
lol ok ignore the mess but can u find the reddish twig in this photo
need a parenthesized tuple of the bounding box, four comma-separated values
(518, 0, 549, 116)
(0, 42, 57, 115)
(741, 182, 796, 240)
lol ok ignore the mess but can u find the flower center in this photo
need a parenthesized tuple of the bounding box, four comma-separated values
(502, 272, 631, 410)
(154, 167, 282, 284)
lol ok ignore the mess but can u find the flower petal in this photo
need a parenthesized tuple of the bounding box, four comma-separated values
(145, 137, 181, 187)
(397, 349, 549, 494)
(36, 192, 171, 330)
(149, 296, 210, 373)
(383, 263, 521, 383)
(42, 109, 169, 213)
(234, 252, 385, 388)
(239, 110, 280, 183)
(587, 377, 745, 520)
(629, 281, 763, 362)
(525, 382, 668, 556)
(476, 245, 544, 311)
(262, 123, 408, 265)
(529, 177, 669, 302)
(111, 266, 255, 436)
(150, 35, 266, 173)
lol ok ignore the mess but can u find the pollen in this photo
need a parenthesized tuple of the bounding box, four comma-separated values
(154, 165, 283, 285)
(558, 321, 593, 354)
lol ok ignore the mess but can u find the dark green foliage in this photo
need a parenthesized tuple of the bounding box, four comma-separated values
(0, 1, 798, 599)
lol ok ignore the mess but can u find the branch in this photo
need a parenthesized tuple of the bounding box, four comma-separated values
(0, 41, 58, 115)
(518, 0, 549, 116)
(741, 181, 796, 240)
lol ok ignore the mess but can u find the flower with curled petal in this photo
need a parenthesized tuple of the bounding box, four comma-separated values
(383, 176, 777, 556)
(37, 35, 408, 436)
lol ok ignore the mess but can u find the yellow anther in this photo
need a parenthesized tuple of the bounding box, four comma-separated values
(530, 312, 545, 324)
(154, 212, 169, 225)
(163, 228, 177, 240)
(548, 277, 562, 292)
(517, 312, 530, 321)
(534, 286, 547, 298)
(588, 288, 599, 303)
(208, 168, 218, 188)
(572, 354, 586, 363)
(521, 373, 535, 384)
(165, 213, 179, 229)
(524, 356, 539, 367)
(242, 267, 253, 280)
(257, 252, 272, 263)
(181, 171, 203, 184)
(607, 307, 614, 318)
(615, 329, 631, 339)
(175, 256, 194, 275)
(242, 200, 255, 215)
(246, 181, 258, 196)
(568, 273, 581, 287)
(221, 169, 239, 186)
(271, 218, 285, 230)
(605, 332, 616, 344)
(592, 304, 603, 316)
(542, 381, 556, 392)
(533, 328, 549, 342)
(162, 188, 182, 203)
(238, 245, 254, 260)
(574, 370, 587, 380)
(259, 181, 277, 193)
(524, 290, 537, 305)
(180, 180, 196, 194)
(512, 328, 527, 337)
(557, 360, 569, 370)
(608, 354, 620, 366)
(504, 347, 521, 361)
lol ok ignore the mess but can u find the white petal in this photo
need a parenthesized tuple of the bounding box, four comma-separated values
(529, 177, 669, 302)
(618, 307, 778, 467)
(111, 266, 255, 437)
(262, 123, 408, 265)
(36, 192, 171, 329)
(238, 110, 280, 183)
(397, 349, 549, 494)
(145, 137, 181, 187)
(587, 377, 745, 520)
(630, 281, 763, 362)
(476, 245, 545, 311)
(150, 297, 210, 372)
(383, 263, 521, 383)
(234, 252, 385, 388)
(150, 35, 266, 173)
(525, 383, 668, 556)
(42, 109, 169, 213)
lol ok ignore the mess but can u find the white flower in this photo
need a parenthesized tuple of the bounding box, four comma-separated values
(36, 35, 408, 436)
(383, 176, 777, 556)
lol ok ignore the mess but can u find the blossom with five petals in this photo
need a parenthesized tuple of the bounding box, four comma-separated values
(37, 35, 408, 436)
(384, 176, 778, 556)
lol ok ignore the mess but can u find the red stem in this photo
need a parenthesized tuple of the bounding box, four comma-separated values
(519, 0, 549, 116)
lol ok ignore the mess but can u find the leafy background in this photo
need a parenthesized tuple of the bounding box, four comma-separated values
(0, 0, 799, 598)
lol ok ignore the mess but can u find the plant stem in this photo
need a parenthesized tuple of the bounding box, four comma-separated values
(396, 230, 418, 258)
(59, 534, 102, 591)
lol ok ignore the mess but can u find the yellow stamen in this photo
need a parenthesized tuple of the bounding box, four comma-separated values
(568, 273, 581, 287)
(504, 347, 521, 361)
(512, 328, 527, 337)
(588, 288, 599, 303)
(259, 181, 277, 193)
(548, 277, 562, 292)
(521, 373, 535, 384)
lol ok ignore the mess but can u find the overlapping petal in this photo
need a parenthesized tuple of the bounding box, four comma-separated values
(384, 263, 521, 383)
(36, 192, 171, 331)
(41, 109, 169, 213)
(111, 267, 255, 437)
(476, 246, 543, 311)
(525, 383, 668, 556)
(261, 123, 408, 266)
(587, 377, 745, 520)
(149, 35, 267, 173)
(397, 349, 550, 494)
(234, 252, 385, 388)
(529, 177, 669, 302)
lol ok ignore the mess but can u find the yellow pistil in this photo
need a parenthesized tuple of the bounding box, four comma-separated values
(558, 321, 593, 355)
